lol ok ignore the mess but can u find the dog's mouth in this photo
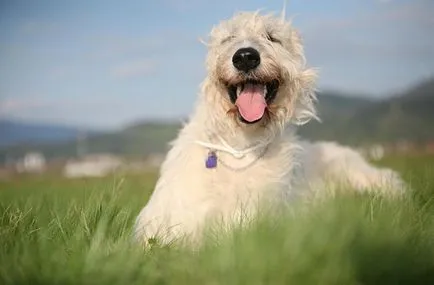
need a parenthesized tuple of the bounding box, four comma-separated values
(227, 79, 279, 124)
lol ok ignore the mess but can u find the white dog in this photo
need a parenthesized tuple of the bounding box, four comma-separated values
(133, 11, 405, 247)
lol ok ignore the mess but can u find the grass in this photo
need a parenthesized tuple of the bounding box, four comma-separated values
(1, 155, 434, 284)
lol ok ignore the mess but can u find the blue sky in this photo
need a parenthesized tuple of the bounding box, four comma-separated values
(0, 0, 433, 129)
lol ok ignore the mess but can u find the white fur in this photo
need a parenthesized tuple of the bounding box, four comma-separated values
(133, 11, 406, 247)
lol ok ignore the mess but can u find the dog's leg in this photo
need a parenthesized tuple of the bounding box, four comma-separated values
(298, 141, 406, 196)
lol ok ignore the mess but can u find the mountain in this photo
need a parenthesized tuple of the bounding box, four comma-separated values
(399, 77, 434, 99)
(0, 121, 181, 162)
(299, 78, 434, 145)
(347, 78, 434, 144)
(297, 91, 373, 141)
(0, 120, 95, 147)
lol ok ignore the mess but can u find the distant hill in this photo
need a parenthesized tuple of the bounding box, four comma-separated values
(299, 78, 434, 145)
(399, 77, 434, 99)
(297, 91, 373, 141)
(0, 121, 181, 162)
(0, 120, 95, 147)
(1, 78, 433, 162)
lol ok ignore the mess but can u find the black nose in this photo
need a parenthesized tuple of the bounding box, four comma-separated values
(232, 47, 260, 72)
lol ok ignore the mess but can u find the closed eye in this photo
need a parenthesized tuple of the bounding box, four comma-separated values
(221, 36, 235, 44)
(267, 33, 281, 44)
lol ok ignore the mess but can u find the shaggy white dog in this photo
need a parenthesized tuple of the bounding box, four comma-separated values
(133, 11, 405, 247)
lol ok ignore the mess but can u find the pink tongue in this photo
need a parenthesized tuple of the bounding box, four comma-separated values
(235, 84, 267, 122)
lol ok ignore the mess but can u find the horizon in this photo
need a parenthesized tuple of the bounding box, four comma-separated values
(1, 75, 432, 131)
(1, 0, 433, 129)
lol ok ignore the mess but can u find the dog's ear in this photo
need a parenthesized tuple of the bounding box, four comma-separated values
(290, 28, 304, 50)
(292, 67, 320, 125)
(299, 68, 317, 92)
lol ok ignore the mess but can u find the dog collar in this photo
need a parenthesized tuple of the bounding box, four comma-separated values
(194, 135, 271, 169)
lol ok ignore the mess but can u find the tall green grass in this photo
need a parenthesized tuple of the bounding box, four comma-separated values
(1, 155, 434, 285)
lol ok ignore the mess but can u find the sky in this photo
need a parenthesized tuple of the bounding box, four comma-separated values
(0, 0, 433, 129)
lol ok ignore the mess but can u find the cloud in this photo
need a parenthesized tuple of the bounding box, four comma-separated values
(377, 1, 433, 24)
(110, 59, 157, 79)
(299, 0, 434, 95)
(0, 97, 49, 116)
(303, 0, 433, 32)
(0, 95, 185, 129)
(87, 36, 166, 60)
(102, 32, 202, 80)
(0, 96, 114, 116)
(19, 21, 60, 35)
(303, 0, 434, 59)
(162, 0, 218, 12)
(88, 31, 200, 61)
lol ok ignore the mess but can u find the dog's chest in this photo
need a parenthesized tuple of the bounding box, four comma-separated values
(200, 144, 294, 212)
(137, 137, 297, 242)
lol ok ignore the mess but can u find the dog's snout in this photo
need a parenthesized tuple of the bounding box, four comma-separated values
(232, 47, 260, 72)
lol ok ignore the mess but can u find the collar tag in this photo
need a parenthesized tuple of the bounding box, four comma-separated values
(205, 151, 217, 169)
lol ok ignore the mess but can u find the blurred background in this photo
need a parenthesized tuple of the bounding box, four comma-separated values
(1, 0, 433, 179)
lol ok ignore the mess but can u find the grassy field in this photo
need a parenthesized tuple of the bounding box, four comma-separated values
(1, 154, 434, 284)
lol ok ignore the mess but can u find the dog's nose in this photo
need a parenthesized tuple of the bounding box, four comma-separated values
(232, 47, 260, 72)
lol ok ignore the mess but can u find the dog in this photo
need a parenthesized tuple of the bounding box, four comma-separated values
(133, 11, 405, 247)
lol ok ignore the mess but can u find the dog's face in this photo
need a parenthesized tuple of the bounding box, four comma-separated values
(205, 12, 317, 131)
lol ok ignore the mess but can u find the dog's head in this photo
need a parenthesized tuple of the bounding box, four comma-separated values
(203, 11, 318, 135)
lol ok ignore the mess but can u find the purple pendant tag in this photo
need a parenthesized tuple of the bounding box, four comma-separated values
(205, 151, 217, 169)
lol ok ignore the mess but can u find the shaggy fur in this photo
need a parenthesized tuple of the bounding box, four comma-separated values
(133, 11, 405, 247)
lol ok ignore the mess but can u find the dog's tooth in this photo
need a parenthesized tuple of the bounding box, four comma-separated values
(236, 85, 242, 96)
(264, 84, 267, 96)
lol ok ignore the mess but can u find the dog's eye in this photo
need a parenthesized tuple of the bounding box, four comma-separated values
(266, 33, 281, 44)
(221, 36, 235, 44)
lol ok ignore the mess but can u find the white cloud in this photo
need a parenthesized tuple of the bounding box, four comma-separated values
(0, 97, 49, 116)
(110, 59, 157, 79)
(303, 0, 433, 32)
(88, 32, 199, 61)
(299, 0, 434, 95)
(0, 95, 182, 129)
(0, 96, 114, 116)
(88, 36, 165, 60)
(303, 0, 434, 58)
(19, 21, 60, 35)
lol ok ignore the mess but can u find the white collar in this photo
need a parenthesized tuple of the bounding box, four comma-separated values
(194, 134, 270, 159)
